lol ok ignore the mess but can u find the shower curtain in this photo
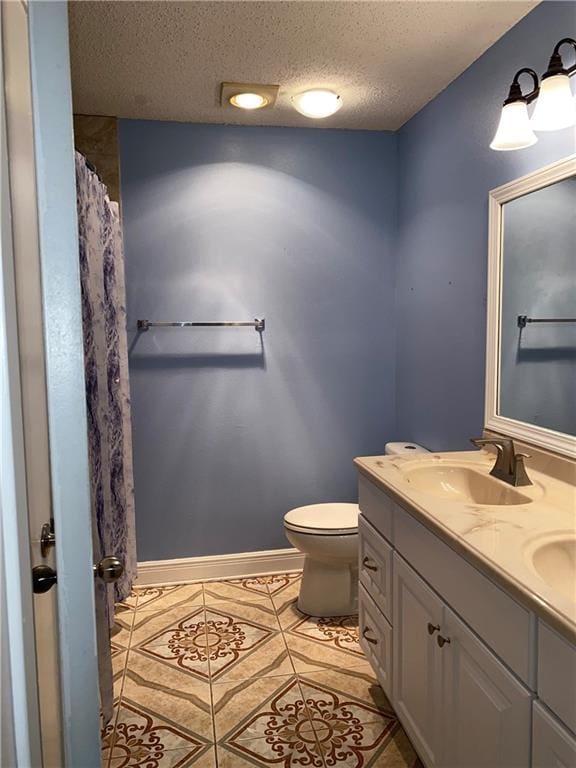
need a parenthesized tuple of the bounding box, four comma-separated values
(75, 152, 137, 722)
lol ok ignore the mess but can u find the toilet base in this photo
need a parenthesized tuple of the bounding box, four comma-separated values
(297, 557, 359, 617)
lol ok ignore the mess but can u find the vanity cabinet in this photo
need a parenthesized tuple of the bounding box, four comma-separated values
(392, 553, 531, 768)
(357, 475, 542, 768)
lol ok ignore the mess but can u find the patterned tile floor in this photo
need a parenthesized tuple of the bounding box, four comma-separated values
(102, 573, 423, 768)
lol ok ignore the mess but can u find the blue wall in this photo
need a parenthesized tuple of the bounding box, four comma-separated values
(120, 123, 398, 560)
(395, 1, 575, 451)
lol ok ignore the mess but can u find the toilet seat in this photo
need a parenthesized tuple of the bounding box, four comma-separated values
(284, 503, 359, 536)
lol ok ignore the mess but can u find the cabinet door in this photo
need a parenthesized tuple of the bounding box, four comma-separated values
(442, 606, 532, 768)
(393, 554, 443, 768)
(533, 701, 576, 768)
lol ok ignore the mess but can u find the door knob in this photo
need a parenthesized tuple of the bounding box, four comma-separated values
(32, 564, 57, 594)
(93, 556, 124, 583)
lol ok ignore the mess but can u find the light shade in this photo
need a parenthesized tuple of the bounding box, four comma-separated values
(291, 89, 342, 119)
(531, 74, 576, 131)
(229, 92, 268, 110)
(490, 101, 538, 151)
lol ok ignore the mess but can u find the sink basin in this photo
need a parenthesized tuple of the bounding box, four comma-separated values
(402, 465, 533, 506)
(531, 536, 576, 601)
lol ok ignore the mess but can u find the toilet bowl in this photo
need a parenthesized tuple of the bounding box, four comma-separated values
(284, 503, 359, 617)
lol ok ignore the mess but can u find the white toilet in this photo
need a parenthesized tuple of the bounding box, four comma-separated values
(284, 442, 428, 617)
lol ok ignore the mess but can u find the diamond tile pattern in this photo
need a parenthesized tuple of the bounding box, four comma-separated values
(102, 573, 423, 768)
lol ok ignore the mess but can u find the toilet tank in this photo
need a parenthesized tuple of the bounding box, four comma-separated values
(384, 442, 429, 456)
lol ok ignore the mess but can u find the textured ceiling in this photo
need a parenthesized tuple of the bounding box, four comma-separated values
(69, 0, 538, 131)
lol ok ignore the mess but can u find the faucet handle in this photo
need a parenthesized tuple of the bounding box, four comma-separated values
(512, 452, 532, 487)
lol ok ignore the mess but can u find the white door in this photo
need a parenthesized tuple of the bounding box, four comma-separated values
(2, 2, 101, 765)
(393, 554, 443, 768)
(441, 606, 532, 768)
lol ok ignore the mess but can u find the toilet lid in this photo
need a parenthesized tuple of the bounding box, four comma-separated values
(284, 503, 359, 535)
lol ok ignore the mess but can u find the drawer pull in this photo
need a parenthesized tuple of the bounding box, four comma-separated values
(427, 623, 440, 636)
(362, 626, 378, 645)
(437, 635, 451, 648)
(362, 557, 379, 572)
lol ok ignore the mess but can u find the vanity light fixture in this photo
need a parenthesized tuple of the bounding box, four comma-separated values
(531, 38, 576, 131)
(221, 82, 279, 111)
(490, 38, 576, 151)
(291, 89, 342, 119)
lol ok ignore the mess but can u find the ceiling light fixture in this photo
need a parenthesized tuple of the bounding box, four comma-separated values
(220, 82, 279, 111)
(230, 92, 268, 110)
(291, 89, 342, 119)
(490, 37, 576, 151)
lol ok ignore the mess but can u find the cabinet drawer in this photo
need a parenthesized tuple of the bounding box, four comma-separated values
(359, 514, 393, 622)
(533, 701, 576, 768)
(359, 583, 393, 700)
(394, 505, 536, 686)
(538, 623, 576, 733)
(358, 476, 394, 543)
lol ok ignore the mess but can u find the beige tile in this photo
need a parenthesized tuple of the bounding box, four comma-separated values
(270, 574, 302, 613)
(216, 677, 324, 767)
(110, 609, 134, 650)
(106, 696, 214, 767)
(217, 737, 323, 768)
(134, 584, 204, 614)
(265, 572, 302, 598)
(131, 603, 205, 647)
(202, 603, 292, 683)
(274, 595, 307, 631)
(121, 652, 212, 741)
(298, 666, 394, 719)
(130, 605, 210, 683)
(111, 644, 127, 700)
(203, 578, 273, 605)
(117, 589, 139, 610)
(287, 614, 364, 657)
(204, 600, 281, 631)
(212, 675, 310, 742)
(284, 631, 369, 675)
(317, 719, 423, 767)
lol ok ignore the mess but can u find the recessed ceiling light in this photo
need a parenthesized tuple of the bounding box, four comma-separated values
(221, 82, 279, 111)
(230, 92, 268, 110)
(291, 89, 342, 119)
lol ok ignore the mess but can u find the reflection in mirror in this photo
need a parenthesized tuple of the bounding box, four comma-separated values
(499, 177, 576, 435)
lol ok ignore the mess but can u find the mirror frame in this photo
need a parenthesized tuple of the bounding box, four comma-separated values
(485, 154, 576, 459)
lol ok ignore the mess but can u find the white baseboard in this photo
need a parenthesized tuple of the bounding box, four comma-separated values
(135, 547, 305, 586)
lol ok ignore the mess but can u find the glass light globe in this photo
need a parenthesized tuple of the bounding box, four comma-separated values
(490, 101, 538, 151)
(531, 74, 576, 131)
(291, 90, 342, 119)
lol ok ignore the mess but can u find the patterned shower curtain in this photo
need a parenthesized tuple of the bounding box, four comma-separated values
(75, 152, 137, 721)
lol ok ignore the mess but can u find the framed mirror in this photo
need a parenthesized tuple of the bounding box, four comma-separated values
(486, 155, 576, 458)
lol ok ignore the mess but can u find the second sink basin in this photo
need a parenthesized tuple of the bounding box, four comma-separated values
(530, 535, 576, 602)
(402, 464, 533, 506)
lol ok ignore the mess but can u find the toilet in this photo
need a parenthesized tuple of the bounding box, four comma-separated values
(284, 442, 428, 617)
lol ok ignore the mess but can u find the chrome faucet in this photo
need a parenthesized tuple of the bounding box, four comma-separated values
(470, 437, 532, 487)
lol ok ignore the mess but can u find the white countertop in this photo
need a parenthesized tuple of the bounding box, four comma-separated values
(355, 450, 576, 644)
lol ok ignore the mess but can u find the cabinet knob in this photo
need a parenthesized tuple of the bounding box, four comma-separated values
(427, 622, 440, 635)
(437, 634, 451, 648)
(362, 626, 378, 645)
(362, 556, 378, 572)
